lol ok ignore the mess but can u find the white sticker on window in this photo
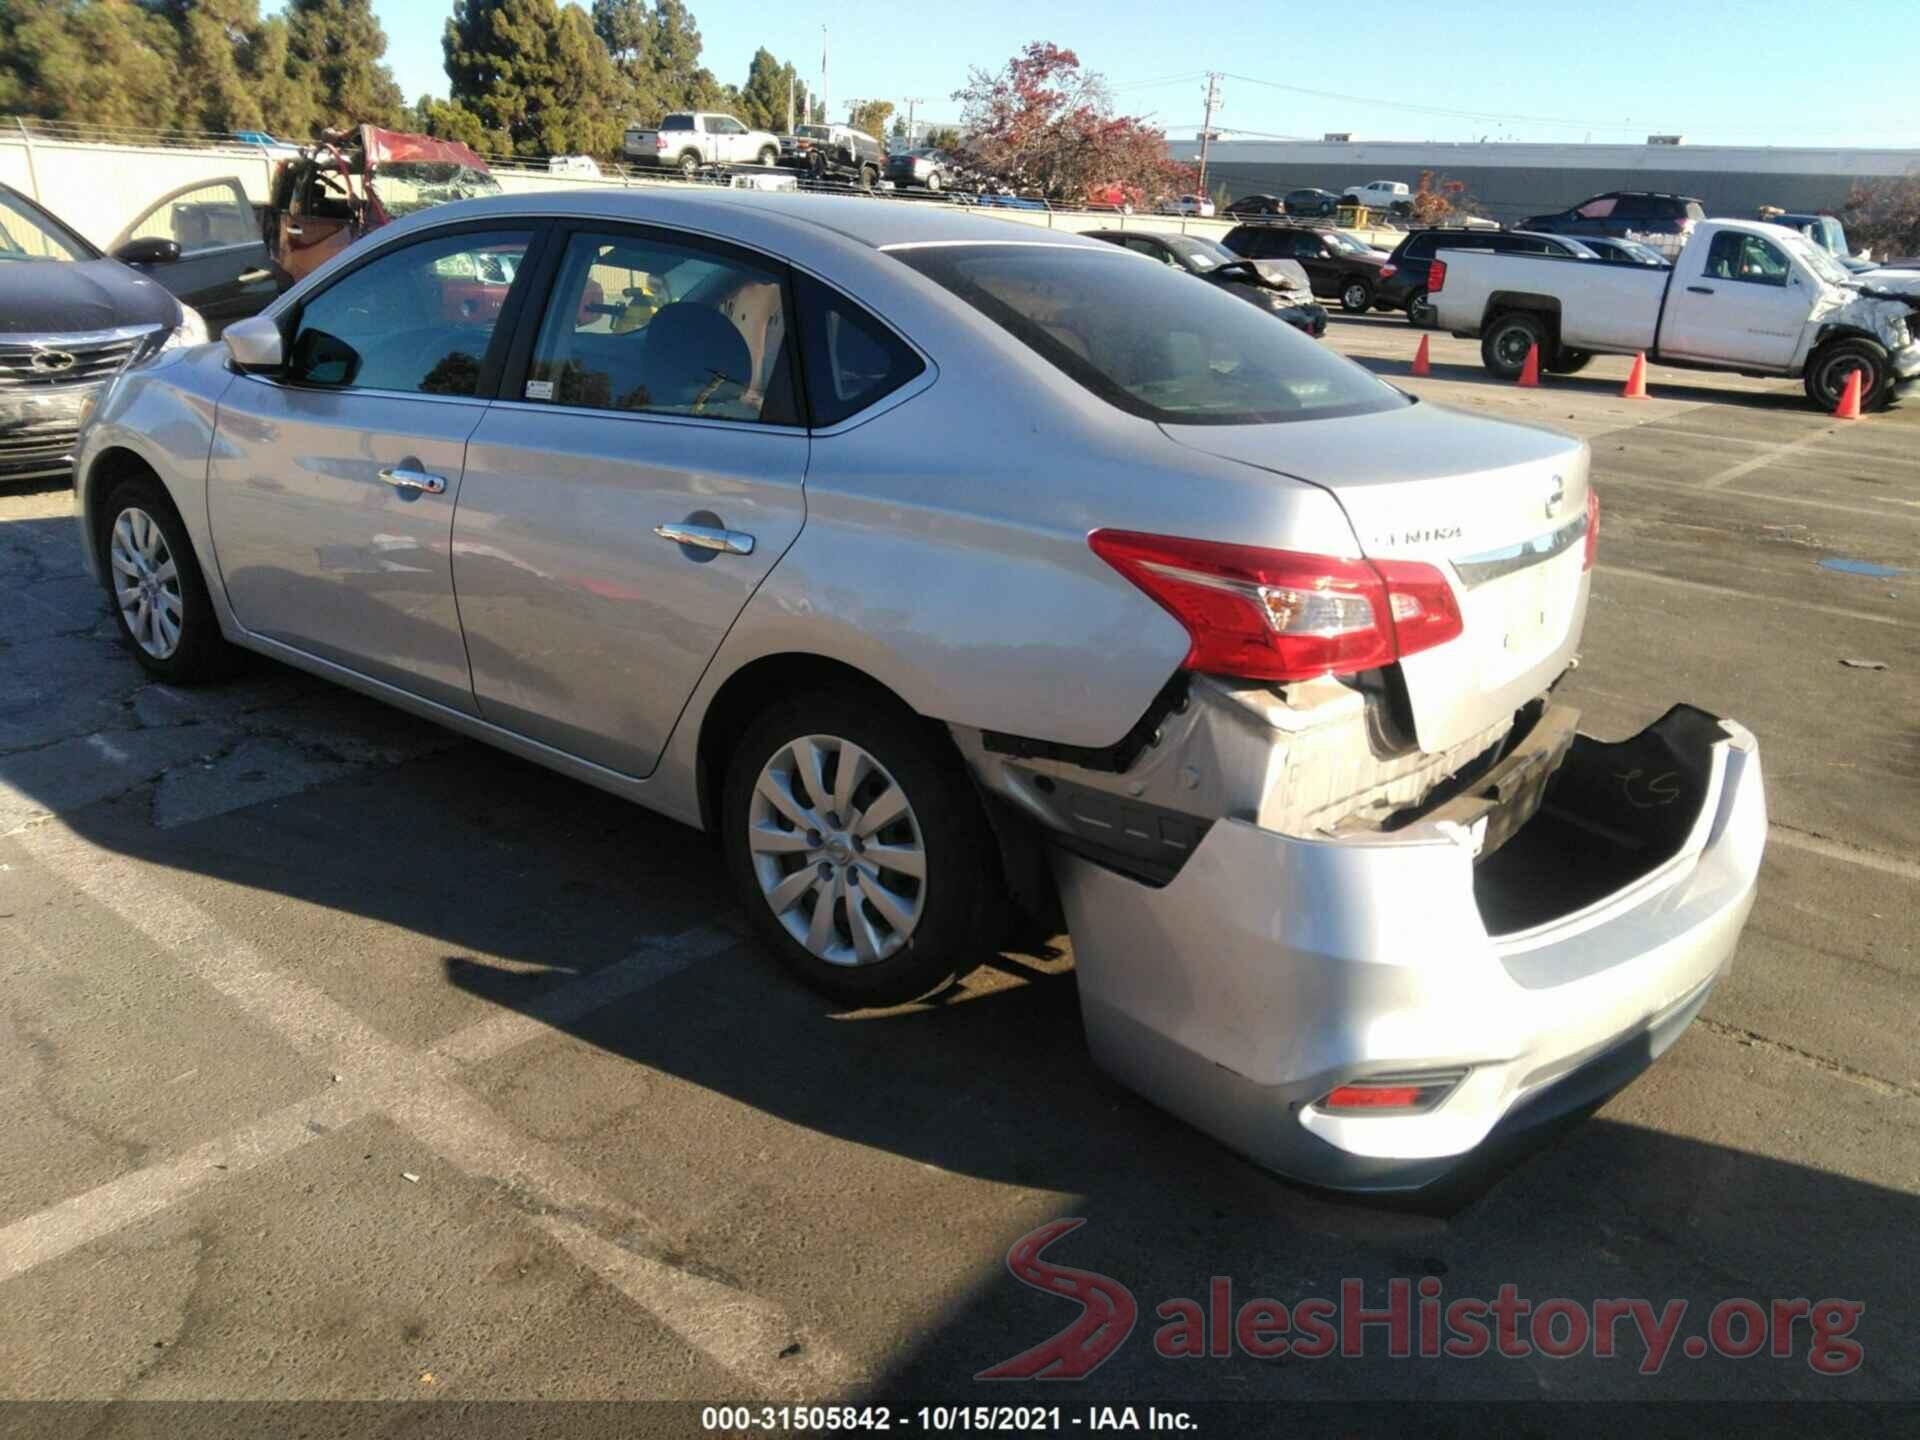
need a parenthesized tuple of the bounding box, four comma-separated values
(525, 380, 554, 400)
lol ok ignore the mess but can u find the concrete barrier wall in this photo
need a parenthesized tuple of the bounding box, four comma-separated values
(2, 132, 1405, 254)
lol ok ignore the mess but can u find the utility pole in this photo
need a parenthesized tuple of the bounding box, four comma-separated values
(1196, 72, 1222, 199)
(901, 97, 926, 148)
(821, 26, 830, 128)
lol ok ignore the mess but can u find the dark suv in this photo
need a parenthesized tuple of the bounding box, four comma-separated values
(1380, 228, 1598, 325)
(1520, 191, 1705, 259)
(1221, 222, 1387, 312)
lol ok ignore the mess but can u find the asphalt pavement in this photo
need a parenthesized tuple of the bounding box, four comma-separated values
(1, 321, 1914, 1432)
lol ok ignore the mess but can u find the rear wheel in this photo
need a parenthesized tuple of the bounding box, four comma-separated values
(758, 145, 778, 167)
(1340, 278, 1374, 313)
(98, 476, 237, 683)
(1546, 348, 1593, 375)
(1804, 337, 1892, 412)
(677, 150, 700, 180)
(722, 689, 1001, 1006)
(1481, 311, 1550, 379)
(1405, 289, 1432, 327)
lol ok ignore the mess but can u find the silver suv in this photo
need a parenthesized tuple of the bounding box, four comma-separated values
(74, 190, 1766, 1192)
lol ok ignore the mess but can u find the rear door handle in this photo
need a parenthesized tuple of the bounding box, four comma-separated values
(1686, 284, 1715, 294)
(378, 466, 446, 495)
(654, 522, 755, 556)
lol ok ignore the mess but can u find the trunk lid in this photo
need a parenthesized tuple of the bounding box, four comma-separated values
(1161, 402, 1592, 754)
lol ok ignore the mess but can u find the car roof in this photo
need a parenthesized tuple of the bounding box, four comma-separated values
(361, 186, 1117, 256)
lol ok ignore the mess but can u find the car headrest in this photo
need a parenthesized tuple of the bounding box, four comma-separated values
(644, 302, 751, 386)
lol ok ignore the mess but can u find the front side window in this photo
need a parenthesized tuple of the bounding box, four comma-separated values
(525, 231, 795, 424)
(288, 228, 533, 394)
(122, 181, 256, 253)
(0, 190, 93, 263)
(712, 117, 746, 135)
(896, 243, 1406, 426)
(1704, 233, 1790, 286)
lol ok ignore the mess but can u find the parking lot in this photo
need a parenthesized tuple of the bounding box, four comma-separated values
(2, 314, 1915, 1422)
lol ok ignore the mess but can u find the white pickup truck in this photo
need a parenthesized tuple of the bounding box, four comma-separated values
(623, 112, 782, 178)
(1428, 218, 1920, 411)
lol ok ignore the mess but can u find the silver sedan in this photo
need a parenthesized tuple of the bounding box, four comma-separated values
(74, 190, 1765, 1191)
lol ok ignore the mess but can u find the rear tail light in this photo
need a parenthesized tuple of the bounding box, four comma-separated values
(655, 135, 669, 151)
(1583, 486, 1599, 570)
(1088, 531, 1464, 683)
(1428, 258, 1448, 293)
(1379, 264, 1397, 279)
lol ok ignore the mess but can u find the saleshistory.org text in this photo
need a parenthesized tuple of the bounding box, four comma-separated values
(979, 1221, 1865, 1380)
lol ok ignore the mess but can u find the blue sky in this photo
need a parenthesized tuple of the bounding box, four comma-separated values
(370, 0, 1916, 147)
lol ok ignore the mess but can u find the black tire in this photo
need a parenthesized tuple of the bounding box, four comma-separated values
(757, 145, 778, 167)
(721, 688, 1002, 1006)
(859, 165, 877, 192)
(925, 170, 943, 194)
(1339, 278, 1374, 313)
(97, 474, 239, 684)
(1804, 337, 1893, 412)
(677, 150, 700, 180)
(1405, 289, 1432, 327)
(1481, 311, 1550, 379)
(1545, 348, 1593, 375)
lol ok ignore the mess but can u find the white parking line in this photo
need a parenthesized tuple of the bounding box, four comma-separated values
(1598, 471, 1920, 523)
(1593, 566, 1912, 629)
(4, 821, 851, 1399)
(1769, 826, 1920, 884)
(1694, 430, 1843, 490)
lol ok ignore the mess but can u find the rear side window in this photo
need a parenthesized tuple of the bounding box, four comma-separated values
(895, 243, 1406, 427)
(1576, 196, 1617, 219)
(1401, 236, 1436, 261)
(662, 114, 694, 131)
(793, 272, 924, 426)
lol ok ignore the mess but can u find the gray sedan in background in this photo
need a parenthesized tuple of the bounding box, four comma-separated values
(72, 190, 1765, 1191)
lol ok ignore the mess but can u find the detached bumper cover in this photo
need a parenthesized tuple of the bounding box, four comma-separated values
(1055, 709, 1766, 1191)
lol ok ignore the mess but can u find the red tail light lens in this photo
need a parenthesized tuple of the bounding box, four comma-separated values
(1428, 258, 1448, 293)
(1583, 485, 1599, 570)
(1088, 531, 1463, 683)
(655, 135, 669, 151)
(1379, 263, 1397, 279)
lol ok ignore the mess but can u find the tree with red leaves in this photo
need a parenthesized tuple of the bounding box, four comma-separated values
(950, 41, 1192, 206)
(1408, 170, 1483, 225)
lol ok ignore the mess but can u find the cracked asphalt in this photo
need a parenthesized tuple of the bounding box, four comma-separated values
(0, 323, 1915, 1427)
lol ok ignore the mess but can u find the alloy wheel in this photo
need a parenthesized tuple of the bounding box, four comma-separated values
(747, 734, 927, 968)
(109, 507, 183, 659)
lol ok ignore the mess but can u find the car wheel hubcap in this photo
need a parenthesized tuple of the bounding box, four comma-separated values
(109, 507, 183, 659)
(748, 734, 926, 968)
(1346, 285, 1366, 307)
(1498, 328, 1533, 366)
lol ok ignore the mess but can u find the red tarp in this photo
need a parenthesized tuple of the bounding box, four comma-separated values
(359, 126, 490, 173)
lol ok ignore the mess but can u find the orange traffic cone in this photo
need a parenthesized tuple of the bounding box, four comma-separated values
(1833, 369, 1862, 421)
(1622, 352, 1648, 399)
(1411, 334, 1431, 377)
(1517, 343, 1540, 387)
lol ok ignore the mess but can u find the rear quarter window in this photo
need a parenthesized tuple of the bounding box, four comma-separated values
(794, 272, 924, 426)
(662, 114, 694, 131)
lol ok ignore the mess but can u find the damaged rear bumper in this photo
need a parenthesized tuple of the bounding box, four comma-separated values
(1053, 706, 1766, 1192)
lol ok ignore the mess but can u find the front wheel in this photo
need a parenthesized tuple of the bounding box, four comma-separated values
(99, 476, 238, 683)
(859, 165, 877, 192)
(722, 690, 1002, 1006)
(1340, 278, 1374, 313)
(1481, 312, 1550, 379)
(925, 170, 943, 194)
(1804, 337, 1893, 412)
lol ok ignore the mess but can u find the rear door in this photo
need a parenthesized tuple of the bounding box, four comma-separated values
(1661, 230, 1805, 369)
(109, 178, 277, 335)
(450, 223, 810, 776)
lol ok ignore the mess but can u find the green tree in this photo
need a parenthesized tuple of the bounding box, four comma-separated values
(590, 0, 653, 117)
(154, 0, 267, 134)
(736, 47, 797, 133)
(245, 16, 321, 139)
(0, 0, 183, 131)
(846, 98, 892, 141)
(415, 94, 495, 153)
(646, 0, 720, 114)
(285, 0, 406, 130)
(925, 125, 962, 151)
(445, 0, 625, 158)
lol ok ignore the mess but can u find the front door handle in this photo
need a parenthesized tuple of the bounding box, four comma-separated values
(237, 268, 273, 284)
(1686, 284, 1715, 294)
(378, 465, 447, 495)
(654, 522, 755, 556)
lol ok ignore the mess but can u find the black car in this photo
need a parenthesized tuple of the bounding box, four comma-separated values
(1282, 188, 1342, 218)
(0, 182, 212, 484)
(1577, 235, 1672, 268)
(1378, 228, 1598, 325)
(1084, 228, 1330, 337)
(782, 124, 884, 189)
(1520, 191, 1705, 257)
(1221, 222, 1389, 312)
(1222, 193, 1285, 218)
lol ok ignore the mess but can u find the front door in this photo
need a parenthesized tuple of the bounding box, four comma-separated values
(1661, 230, 1804, 369)
(208, 224, 542, 712)
(452, 224, 809, 776)
(109, 178, 278, 336)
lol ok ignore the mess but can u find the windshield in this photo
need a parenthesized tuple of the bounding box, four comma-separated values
(1777, 232, 1853, 287)
(798, 126, 830, 140)
(1167, 235, 1237, 271)
(0, 189, 94, 263)
(373, 162, 502, 218)
(895, 243, 1406, 425)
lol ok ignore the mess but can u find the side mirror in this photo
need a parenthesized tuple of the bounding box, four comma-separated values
(223, 314, 286, 372)
(114, 237, 182, 266)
